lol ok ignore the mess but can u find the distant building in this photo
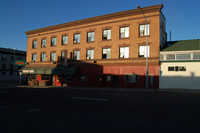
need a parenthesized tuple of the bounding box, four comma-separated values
(23, 4, 166, 88)
(0, 47, 26, 84)
(159, 39, 200, 89)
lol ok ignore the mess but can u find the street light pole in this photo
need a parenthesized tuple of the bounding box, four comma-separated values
(137, 5, 148, 89)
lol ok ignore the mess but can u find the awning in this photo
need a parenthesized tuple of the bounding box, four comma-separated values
(22, 66, 78, 75)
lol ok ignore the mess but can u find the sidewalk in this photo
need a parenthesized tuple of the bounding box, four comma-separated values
(1, 83, 200, 94)
(13, 85, 200, 94)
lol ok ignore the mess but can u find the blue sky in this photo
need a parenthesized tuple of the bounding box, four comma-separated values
(0, 0, 199, 51)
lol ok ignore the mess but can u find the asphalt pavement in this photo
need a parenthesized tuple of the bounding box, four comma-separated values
(0, 86, 200, 133)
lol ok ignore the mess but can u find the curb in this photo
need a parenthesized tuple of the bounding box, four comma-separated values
(1, 85, 200, 94)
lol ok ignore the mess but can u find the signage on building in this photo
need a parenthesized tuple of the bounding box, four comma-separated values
(22, 70, 35, 74)
(15, 60, 25, 66)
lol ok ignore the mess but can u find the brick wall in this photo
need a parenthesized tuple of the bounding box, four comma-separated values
(26, 4, 164, 67)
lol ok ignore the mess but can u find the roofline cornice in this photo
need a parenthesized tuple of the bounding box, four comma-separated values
(25, 4, 163, 35)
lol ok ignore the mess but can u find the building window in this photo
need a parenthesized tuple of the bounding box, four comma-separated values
(96, 75, 102, 82)
(10, 56, 14, 61)
(193, 53, 200, 59)
(41, 53, 46, 62)
(62, 36, 68, 45)
(61, 51, 65, 61)
(176, 53, 191, 60)
(112, 75, 119, 84)
(106, 75, 111, 82)
(168, 67, 175, 71)
(1, 64, 6, 75)
(120, 47, 129, 58)
(166, 54, 175, 60)
(73, 50, 80, 60)
(1, 72, 6, 75)
(87, 32, 95, 42)
(32, 40, 37, 48)
(2, 54, 6, 61)
(41, 39, 46, 48)
(9, 64, 14, 75)
(168, 66, 186, 72)
(2, 64, 6, 70)
(32, 54, 36, 62)
(102, 48, 111, 59)
(103, 29, 111, 40)
(120, 27, 129, 38)
(61, 51, 68, 63)
(51, 37, 56, 46)
(125, 74, 138, 82)
(9, 71, 13, 75)
(178, 66, 186, 71)
(79, 74, 88, 81)
(86, 49, 94, 60)
(50, 52, 56, 61)
(139, 24, 150, 36)
(74, 34, 80, 44)
(139, 46, 150, 57)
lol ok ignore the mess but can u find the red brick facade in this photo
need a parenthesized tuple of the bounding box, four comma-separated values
(25, 4, 166, 88)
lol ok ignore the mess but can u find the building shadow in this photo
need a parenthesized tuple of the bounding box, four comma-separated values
(24, 56, 159, 89)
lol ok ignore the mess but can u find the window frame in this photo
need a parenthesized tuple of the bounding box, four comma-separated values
(86, 49, 94, 60)
(41, 53, 46, 62)
(73, 34, 80, 44)
(120, 47, 129, 58)
(125, 74, 139, 83)
(102, 29, 111, 40)
(61, 51, 65, 61)
(139, 24, 150, 36)
(168, 66, 186, 72)
(102, 48, 111, 59)
(73, 50, 80, 60)
(2, 54, 6, 61)
(87, 32, 95, 42)
(41, 39, 46, 48)
(32, 54, 36, 62)
(62, 35, 68, 45)
(32, 40, 37, 49)
(50, 52, 56, 61)
(120, 27, 129, 39)
(139, 45, 150, 58)
(51, 37, 57, 46)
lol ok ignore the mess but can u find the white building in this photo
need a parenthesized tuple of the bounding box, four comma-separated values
(159, 39, 200, 89)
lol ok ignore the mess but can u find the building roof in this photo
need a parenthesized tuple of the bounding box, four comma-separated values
(0, 47, 26, 56)
(161, 39, 200, 52)
(25, 4, 163, 35)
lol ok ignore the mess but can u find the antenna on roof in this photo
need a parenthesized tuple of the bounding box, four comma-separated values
(170, 31, 171, 41)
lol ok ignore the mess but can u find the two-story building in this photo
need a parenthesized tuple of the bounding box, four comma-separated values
(23, 4, 166, 88)
(160, 39, 200, 89)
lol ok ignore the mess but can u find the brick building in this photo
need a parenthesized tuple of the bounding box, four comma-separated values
(23, 4, 166, 88)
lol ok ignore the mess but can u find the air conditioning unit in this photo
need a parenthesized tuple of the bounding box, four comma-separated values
(32, 60, 36, 62)
(74, 40, 77, 43)
(42, 44, 45, 47)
